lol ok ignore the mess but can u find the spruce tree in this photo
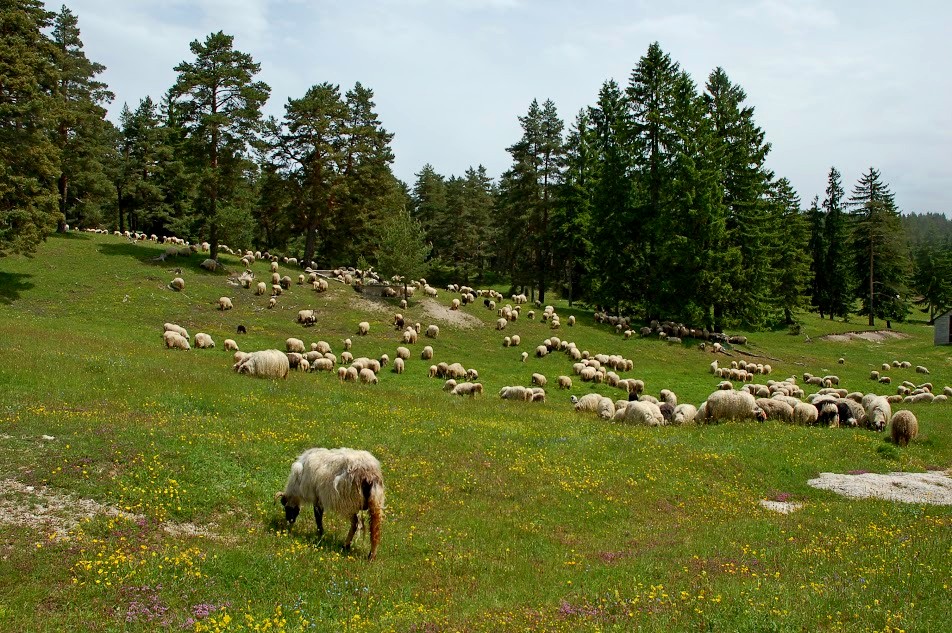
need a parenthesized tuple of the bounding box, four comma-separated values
(822, 167, 852, 319)
(172, 31, 269, 259)
(411, 164, 447, 255)
(768, 178, 810, 324)
(704, 67, 773, 328)
(848, 168, 909, 325)
(0, 0, 60, 254)
(806, 196, 827, 317)
(50, 6, 115, 230)
(911, 243, 952, 322)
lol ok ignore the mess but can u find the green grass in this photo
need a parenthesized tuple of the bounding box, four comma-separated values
(0, 232, 949, 632)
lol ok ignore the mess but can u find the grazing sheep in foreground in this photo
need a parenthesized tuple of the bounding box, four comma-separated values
(359, 368, 378, 384)
(255, 281, 267, 295)
(500, 386, 531, 401)
(286, 338, 306, 354)
(531, 373, 547, 388)
(864, 395, 892, 432)
(224, 339, 239, 352)
(699, 390, 766, 424)
(163, 331, 190, 350)
(195, 333, 215, 349)
(451, 382, 483, 397)
(890, 410, 918, 447)
(163, 323, 189, 341)
(426, 324, 439, 339)
(616, 400, 664, 426)
(672, 404, 698, 425)
(521, 352, 529, 362)
(393, 357, 405, 374)
(343, 338, 352, 351)
(268, 296, 277, 309)
(218, 297, 233, 310)
(557, 375, 572, 390)
(792, 402, 819, 426)
(278, 447, 385, 560)
(170, 277, 185, 291)
(916, 365, 930, 375)
(357, 321, 370, 336)
(421, 346, 433, 360)
(510, 335, 521, 347)
(236, 349, 289, 379)
(755, 398, 793, 424)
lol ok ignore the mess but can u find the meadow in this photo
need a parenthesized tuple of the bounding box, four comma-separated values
(0, 232, 949, 632)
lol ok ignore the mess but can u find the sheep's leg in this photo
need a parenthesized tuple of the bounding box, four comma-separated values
(344, 514, 359, 551)
(314, 505, 324, 538)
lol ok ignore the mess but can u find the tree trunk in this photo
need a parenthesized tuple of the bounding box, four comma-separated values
(304, 212, 317, 267)
(868, 239, 875, 327)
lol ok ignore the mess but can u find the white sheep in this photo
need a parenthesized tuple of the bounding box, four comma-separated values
(359, 368, 378, 384)
(496, 318, 507, 331)
(500, 385, 531, 401)
(403, 328, 418, 344)
(792, 402, 819, 426)
(393, 357, 405, 374)
(163, 331, 190, 350)
(286, 338, 306, 354)
(396, 347, 411, 360)
(616, 400, 665, 426)
(312, 358, 334, 372)
(255, 281, 267, 296)
(195, 332, 215, 349)
(343, 338, 352, 351)
(698, 390, 766, 424)
(672, 404, 698, 425)
(277, 447, 385, 560)
(521, 352, 528, 362)
(163, 323, 189, 341)
(916, 365, 930, 375)
(218, 296, 233, 310)
(236, 349, 289, 379)
(531, 373, 547, 388)
(421, 345, 434, 360)
(510, 335, 521, 347)
(357, 321, 370, 336)
(170, 277, 185, 291)
(224, 339, 239, 352)
(451, 382, 484, 397)
(863, 395, 892, 432)
(426, 324, 439, 339)
(557, 376, 572, 390)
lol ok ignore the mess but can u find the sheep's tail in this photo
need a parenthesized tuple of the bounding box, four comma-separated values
(361, 476, 385, 561)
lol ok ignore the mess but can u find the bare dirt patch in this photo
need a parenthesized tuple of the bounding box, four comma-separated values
(0, 478, 217, 540)
(348, 295, 394, 315)
(420, 298, 482, 329)
(818, 330, 911, 343)
(807, 471, 952, 505)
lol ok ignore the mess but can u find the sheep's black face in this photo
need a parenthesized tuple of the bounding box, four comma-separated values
(280, 495, 300, 524)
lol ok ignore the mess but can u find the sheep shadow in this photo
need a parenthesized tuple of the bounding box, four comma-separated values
(265, 514, 366, 557)
(0, 272, 34, 304)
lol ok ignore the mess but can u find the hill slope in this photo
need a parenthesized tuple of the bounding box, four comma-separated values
(0, 232, 949, 632)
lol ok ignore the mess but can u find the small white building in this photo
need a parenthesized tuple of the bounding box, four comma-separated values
(935, 310, 952, 346)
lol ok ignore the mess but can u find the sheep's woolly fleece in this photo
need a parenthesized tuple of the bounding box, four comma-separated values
(807, 471, 952, 505)
(818, 330, 910, 343)
(0, 478, 218, 541)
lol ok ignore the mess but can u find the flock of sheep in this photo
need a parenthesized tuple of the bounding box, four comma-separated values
(139, 230, 948, 558)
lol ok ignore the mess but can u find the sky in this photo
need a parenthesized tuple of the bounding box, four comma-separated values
(64, 0, 951, 214)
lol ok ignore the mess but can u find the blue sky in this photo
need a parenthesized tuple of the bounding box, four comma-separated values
(66, 0, 951, 214)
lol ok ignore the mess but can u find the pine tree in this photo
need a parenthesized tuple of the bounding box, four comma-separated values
(767, 178, 810, 324)
(172, 31, 270, 259)
(822, 167, 852, 319)
(911, 243, 952, 322)
(806, 196, 827, 317)
(375, 207, 431, 299)
(552, 109, 595, 306)
(586, 80, 632, 313)
(50, 6, 115, 230)
(848, 168, 909, 325)
(410, 164, 447, 255)
(704, 67, 774, 328)
(0, 0, 60, 254)
(498, 98, 564, 301)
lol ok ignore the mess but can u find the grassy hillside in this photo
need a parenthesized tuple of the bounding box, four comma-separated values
(0, 232, 949, 632)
